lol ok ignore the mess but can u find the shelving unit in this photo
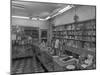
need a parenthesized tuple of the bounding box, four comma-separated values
(11, 26, 40, 59)
(24, 26, 39, 43)
(53, 19, 96, 55)
(11, 26, 39, 44)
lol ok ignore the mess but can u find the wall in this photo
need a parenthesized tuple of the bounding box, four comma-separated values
(11, 17, 48, 29)
(11, 17, 49, 42)
(54, 5, 96, 26)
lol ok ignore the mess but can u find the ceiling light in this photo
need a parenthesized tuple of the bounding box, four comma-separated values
(59, 5, 74, 13)
(12, 16, 29, 19)
(38, 18, 45, 21)
(32, 18, 38, 20)
(12, 16, 46, 21)
(51, 5, 74, 18)
(51, 12, 60, 18)
(45, 16, 51, 20)
(12, 3, 25, 9)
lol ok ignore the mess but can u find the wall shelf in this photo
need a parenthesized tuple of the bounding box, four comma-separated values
(53, 19, 96, 54)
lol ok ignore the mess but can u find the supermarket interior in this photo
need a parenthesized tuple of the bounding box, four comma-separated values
(11, 0, 96, 74)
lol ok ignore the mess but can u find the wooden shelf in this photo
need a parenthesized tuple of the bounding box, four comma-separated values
(53, 19, 96, 50)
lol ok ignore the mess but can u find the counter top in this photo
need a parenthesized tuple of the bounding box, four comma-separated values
(33, 44, 95, 71)
(53, 56, 78, 67)
(64, 46, 95, 56)
(36, 46, 78, 71)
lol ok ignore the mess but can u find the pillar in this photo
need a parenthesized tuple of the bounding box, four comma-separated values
(47, 18, 55, 46)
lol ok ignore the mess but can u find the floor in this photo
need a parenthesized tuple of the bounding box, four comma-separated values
(11, 46, 48, 74)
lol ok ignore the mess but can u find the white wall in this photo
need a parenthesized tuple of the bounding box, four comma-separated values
(11, 17, 48, 29)
(54, 5, 96, 26)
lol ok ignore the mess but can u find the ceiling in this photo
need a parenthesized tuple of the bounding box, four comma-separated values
(11, 0, 69, 19)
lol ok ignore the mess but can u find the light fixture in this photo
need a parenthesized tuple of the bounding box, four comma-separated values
(32, 17, 38, 20)
(38, 18, 46, 21)
(51, 5, 74, 18)
(12, 16, 29, 19)
(45, 16, 51, 20)
(12, 3, 25, 9)
(12, 15, 47, 21)
(51, 12, 60, 18)
(73, 6, 79, 22)
(59, 5, 73, 13)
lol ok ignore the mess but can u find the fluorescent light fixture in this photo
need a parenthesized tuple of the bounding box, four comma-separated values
(32, 18, 45, 21)
(51, 12, 60, 18)
(12, 3, 25, 9)
(59, 5, 73, 13)
(12, 16, 46, 21)
(45, 16, 51, 20)
(51, 5, 74, 18)
(32, 17, 38, 20)
(38, 18, 46, 21)
(12, 16, 29, 19)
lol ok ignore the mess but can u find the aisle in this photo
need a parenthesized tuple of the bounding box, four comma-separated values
(11, 47, 46, 74)
(11, 57, 32, 74)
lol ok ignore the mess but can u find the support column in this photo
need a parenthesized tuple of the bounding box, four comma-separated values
(47, 18, 55, 46)
(38, 28, 41, 43)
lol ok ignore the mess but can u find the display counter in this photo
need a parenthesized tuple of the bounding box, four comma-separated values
(34, 44, 78, 71)
(34, 46, 64, 72)
(64, 46, 95, 56)
(33, 43, 95, 72)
